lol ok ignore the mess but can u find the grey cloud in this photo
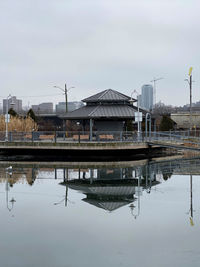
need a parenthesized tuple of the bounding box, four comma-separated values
(0, 0, 200, 106)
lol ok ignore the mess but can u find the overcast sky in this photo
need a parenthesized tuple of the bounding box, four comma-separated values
(1, 0, 200, 107)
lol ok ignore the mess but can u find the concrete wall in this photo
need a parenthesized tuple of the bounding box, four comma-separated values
(171, 113, 200, 129)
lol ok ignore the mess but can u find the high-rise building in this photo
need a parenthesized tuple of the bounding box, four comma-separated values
(141, 84, 153, 111)
(3, 96, 22, 114)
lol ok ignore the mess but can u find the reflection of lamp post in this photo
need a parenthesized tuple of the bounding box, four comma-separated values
(187, 174, 195, 226)
(5, 166, 16, 212)
(54, 84, 75, 113)
(129, 176, 141, 219)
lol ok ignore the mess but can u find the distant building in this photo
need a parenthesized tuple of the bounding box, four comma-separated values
(141, 84, 153, 111)
(32, 102, 53, 114)
(56, 101, 84, 114)
(3, 96, 22, 114)
(171, 112, 200, 129)
(138, 94, 142, 107)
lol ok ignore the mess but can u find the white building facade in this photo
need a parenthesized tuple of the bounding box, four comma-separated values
(141, 84, 153, 111)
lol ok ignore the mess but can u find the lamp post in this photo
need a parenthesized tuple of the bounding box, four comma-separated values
(150, 77, 164, 107)
(185, 67, 193, 131)
(145, 112, 151, 140)
(130, 90, 140, 136)
(54, 83, 75, 113)
(5, 94, 13, 142)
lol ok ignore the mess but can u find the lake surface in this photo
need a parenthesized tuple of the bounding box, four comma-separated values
(0, 158, 200, 267)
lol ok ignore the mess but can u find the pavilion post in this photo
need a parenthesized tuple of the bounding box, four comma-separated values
(89, 119, 93, 141)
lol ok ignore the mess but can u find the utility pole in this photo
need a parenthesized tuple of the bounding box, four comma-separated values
(190, 73, 192, 131)
(65, 83, 68, 113)
(185, 67, 193, 130)
(54, 83, 75, 113)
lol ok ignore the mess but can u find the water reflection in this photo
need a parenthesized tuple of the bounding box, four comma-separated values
(62, 168, 159, 214)
(1, 157, 200, 266)
(0, 157, 200, 221)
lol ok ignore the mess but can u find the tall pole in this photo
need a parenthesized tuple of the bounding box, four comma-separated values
(54, 83, 74, 114)
(137, 94, 140, 135)
(189, 74, 192, 131)
(186, 67, 193, 131)
(5, 94, 11, 142)
(190, 175, 193, 219)
(150, 77, 164, 107)
(65, 83, 68, 113)
(131, 90, 140, 137)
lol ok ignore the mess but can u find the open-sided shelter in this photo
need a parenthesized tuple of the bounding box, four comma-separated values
(60, 89, 147, 137)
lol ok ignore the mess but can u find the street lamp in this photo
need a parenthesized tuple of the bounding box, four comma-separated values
(150, 77, 164, 107)
(130, 90, 140, 136)
(54, 83, 75, 113)
(185, 67, 193, 131)
(5, 94, 14, 142)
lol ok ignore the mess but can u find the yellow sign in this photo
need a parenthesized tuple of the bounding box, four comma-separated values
(189, 67, 193, 76)
(190, 217, 194, 226)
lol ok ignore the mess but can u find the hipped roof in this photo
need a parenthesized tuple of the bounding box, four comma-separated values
(60, 104, 145, 119)
(82, 89, 135, 103)
(60, 89, 146, 120)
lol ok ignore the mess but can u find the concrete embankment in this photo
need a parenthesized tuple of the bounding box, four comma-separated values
(0, 141, 165, 161)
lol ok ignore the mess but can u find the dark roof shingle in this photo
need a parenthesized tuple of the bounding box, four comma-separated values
(60, 104, 146, 119)
(82, 89, 134, 102)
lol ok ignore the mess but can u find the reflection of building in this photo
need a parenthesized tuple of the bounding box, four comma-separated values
(69, 182, 136, 211)
(61, 165, 160, 212)
(3, 96, 22, 114)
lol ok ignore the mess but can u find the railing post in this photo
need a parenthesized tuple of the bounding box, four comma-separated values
(78, 131, 80, 143)
(89, 119, 93, 141)
(8, 132, 12, 142)
(55, 131, 57, 143)
(120, 131, 122, 141)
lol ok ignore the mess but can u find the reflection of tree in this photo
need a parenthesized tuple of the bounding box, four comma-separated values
(162, 172, 173, 181)
(0, 168, 39, 186)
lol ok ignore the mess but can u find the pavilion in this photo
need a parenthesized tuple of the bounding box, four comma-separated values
(61, 89, 147, 138)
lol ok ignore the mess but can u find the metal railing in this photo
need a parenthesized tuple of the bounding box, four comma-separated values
(0, 130, 200, 146)
(0, 131, 141, 143)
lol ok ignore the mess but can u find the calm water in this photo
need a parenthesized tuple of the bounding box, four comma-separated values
(0, 158, 200, 267)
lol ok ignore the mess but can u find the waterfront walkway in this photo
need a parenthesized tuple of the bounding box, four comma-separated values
(1, 131, 200, 160)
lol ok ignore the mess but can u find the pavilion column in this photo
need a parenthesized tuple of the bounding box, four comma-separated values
(89, 119, 93, 141)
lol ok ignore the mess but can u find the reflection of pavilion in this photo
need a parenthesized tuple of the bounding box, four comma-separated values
(62, 176, 160, 212)
(69, 182, 136, 211)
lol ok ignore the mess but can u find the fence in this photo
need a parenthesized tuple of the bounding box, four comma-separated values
(0, 131, 140, 143)
(1, 130, 200, 144)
